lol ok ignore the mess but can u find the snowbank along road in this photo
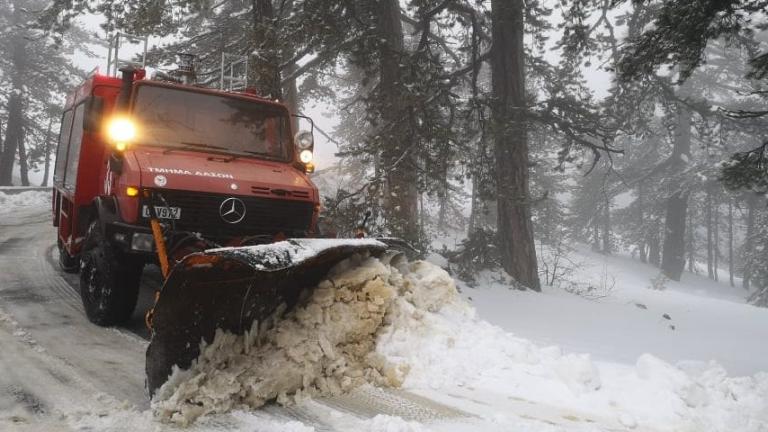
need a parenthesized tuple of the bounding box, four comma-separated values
(1, 190, 767, 432)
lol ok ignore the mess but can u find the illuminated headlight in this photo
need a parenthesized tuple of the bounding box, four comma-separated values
(131, 233, 154, 252)
(299, 149, 313, 164)
(107, 117, 136, 145)
(294, 130, 314, 150)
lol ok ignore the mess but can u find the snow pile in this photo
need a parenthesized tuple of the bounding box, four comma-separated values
(0, 189, 50, 213)
(151, 250, 767, 430)
(153, 252, 453, 425)
(377, 277, 768, 431)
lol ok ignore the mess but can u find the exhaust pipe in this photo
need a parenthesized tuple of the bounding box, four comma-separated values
(116, 66, 135, 111)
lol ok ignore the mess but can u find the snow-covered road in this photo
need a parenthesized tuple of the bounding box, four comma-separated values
(1, 191, 766, 432)
(0, 196, 477, 431)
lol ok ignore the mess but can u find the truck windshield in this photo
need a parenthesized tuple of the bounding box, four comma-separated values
(132, 85, 290, 160)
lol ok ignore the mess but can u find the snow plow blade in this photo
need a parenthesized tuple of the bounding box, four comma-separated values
(145, 238, 388, 396)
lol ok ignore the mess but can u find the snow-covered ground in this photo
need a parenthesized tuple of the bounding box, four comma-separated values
(462, 246, 768, 376)
(0, 189, 50, 215)
(1, 190, 766, 431)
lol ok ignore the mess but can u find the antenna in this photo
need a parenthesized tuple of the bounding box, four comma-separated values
(107, 33, 148, 77)
(220, 53, 248, 91)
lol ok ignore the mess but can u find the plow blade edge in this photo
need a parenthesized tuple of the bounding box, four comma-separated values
(145, 239, 387, 395)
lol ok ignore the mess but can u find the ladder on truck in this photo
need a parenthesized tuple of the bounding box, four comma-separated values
(106, 33, 149, 76)
(220, 53, 248, 91)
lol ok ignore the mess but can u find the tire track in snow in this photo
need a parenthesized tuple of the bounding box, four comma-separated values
(1, 204, 475, 430)
(319, 385, 470, 422)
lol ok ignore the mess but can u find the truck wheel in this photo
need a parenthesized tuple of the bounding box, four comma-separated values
(79, 220, 142, 326)
(58, 239, 80, 273)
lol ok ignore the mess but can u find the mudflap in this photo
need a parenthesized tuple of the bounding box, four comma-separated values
(145, 239, 387, 396)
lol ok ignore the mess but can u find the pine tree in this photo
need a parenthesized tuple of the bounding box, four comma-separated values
(0, 0, 86, 186)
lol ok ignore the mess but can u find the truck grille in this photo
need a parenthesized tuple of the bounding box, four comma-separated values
(143, 189, 314, 239)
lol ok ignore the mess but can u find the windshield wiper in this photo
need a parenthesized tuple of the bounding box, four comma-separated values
(241, 150, 280, 160)
(163, 141, 229, 154)
(179, 141, 229, 150)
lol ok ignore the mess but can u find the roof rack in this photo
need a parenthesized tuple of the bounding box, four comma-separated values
(106, 33, 148, 77)
(220, 53, 248, 91)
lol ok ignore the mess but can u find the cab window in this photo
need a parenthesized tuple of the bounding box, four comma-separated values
(132, 85, 291, 161)
(53, 110, 74, 186)
(64, 104, 85, 191)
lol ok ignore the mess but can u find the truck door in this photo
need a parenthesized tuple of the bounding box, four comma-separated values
(53, 109, 74, 233)
(53, 103, 85, 249)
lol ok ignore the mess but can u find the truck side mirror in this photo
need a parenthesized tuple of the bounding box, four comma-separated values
(83, 96, 105, 133)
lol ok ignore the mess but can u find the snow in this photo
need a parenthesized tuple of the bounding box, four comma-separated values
(365, 415, 429, 432)
(1, 195, 766, 431)
(152, 247, 768, 431)
(205, 238, 386, 271)
(466, 245, 768, 376)
(0, 189, 50, 214)
(153, 252, 410, 425)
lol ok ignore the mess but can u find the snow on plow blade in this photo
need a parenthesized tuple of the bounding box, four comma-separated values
(145, 238, 388, 396)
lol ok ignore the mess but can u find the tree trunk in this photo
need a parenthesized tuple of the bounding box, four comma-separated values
(602, 197, 611, 254)
(728, 199, 734, 287)
(706, 187, 714, 279)
(0, 121, 4, 182)
(743, 193, 758, 290)
(0, 94, 23, 185)
(660, 104, 691, 281)
(281, 0, 298, 127)
(0, 3, 26, 186)
(17, 126, 28, 186)
(283, 63, 299, 128)
(687, 201, 695, 273)
(491, 0, 540, 290)
(41, 117, 53, 187)
(250, 0, 282, 100)
(638, 182, 647, 263)
(592, 219, 600, 251)
(713, 199, 719, 281)
(437, 150, 450, 230)
(377, 0, 420, 244)
(648, 223, 661, 267)
(468, 174, 478, 234)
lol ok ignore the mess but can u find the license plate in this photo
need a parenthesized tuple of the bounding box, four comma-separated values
(142, 205, 182, 219)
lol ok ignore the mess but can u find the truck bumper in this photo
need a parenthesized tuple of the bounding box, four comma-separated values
(105, 221, 156, 257)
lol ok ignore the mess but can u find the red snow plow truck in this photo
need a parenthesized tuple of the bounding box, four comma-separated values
(51, 35, 393, 395)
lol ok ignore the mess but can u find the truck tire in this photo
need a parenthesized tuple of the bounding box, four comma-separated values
(79, 220, 142, 326)
(58, 238, 80, 273)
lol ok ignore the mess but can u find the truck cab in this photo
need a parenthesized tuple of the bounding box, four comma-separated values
(53, 56, 319, 326)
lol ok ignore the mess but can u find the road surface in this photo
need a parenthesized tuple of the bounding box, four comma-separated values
(0, 199, 472, 431)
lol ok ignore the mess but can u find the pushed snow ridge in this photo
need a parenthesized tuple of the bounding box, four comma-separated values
(152, 252, 456, 425)
(151, 251, 768, 431)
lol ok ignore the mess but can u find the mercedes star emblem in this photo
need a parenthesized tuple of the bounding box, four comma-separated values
(219, 197, 246, 224)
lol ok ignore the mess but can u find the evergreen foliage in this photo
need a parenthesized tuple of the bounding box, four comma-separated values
(4, 0, 765, 302)
(0, 0, 89, 186)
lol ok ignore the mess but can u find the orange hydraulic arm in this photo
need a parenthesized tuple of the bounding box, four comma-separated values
(145, 192, 172, 329)
(150, 218, 170, 279)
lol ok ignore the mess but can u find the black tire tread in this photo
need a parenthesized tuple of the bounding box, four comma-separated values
(79, 220, 142, 326)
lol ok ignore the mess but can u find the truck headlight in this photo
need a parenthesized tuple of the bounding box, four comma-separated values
(131, 233, 154, 252)
(107, 117, 136, 148)
(299, 149, 313, 164)
(294, 130, 313, 150)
